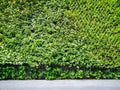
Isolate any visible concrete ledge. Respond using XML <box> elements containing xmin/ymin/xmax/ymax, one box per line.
<box><xmin>0</xmin><ymin>80</ymin><xmax>120</xmax><ymax>90</ymax></box>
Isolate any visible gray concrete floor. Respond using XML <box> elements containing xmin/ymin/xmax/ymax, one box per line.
<box><xmin>0</xmin><ymin>80</ymin><xmax>120</xmax><ymax>90</ymax></box>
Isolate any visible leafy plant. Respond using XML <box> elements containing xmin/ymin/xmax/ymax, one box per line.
<box><xmin>0</xmin><ymin>0</ymin><xmax>120</xmax><ymax>80</ymax></box>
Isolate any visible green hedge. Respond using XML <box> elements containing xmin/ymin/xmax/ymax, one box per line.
<box><xmin>0</xmin><ymin>0</ymin><xmax>120</xmax><ymax>79</ymax></box>
<box><xmin>0</xmin><ymin>64</ymin><xmax>120</xmax><ymax>80</ymax></box>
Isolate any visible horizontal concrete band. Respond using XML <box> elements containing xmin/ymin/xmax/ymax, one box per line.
<box><xmin>0</xmin><ymin>80</ymin><xmax>120</xmax><ymax>90</ymax></box>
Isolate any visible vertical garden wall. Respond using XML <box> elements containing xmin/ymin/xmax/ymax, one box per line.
<box><xmin>0</xmin><ymin>0</ymin><xmax>120</xmax><ymax>79</ymax></box>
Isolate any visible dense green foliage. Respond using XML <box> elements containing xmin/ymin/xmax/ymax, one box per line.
<box><xmin>0</xmin><ymin>0</ymin><xmax>120</xmax><ymax>79</ymax></box>
<box><xmin>0</xmin><ymin>64</ymin><xmax>120</xmax><ymax>80</ymax></box>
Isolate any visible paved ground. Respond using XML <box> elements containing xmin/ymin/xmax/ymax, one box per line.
<box><xmin>0</xmin><ymin>80</ymin><xmax>120</xmax><ymax>90</ymax></box>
